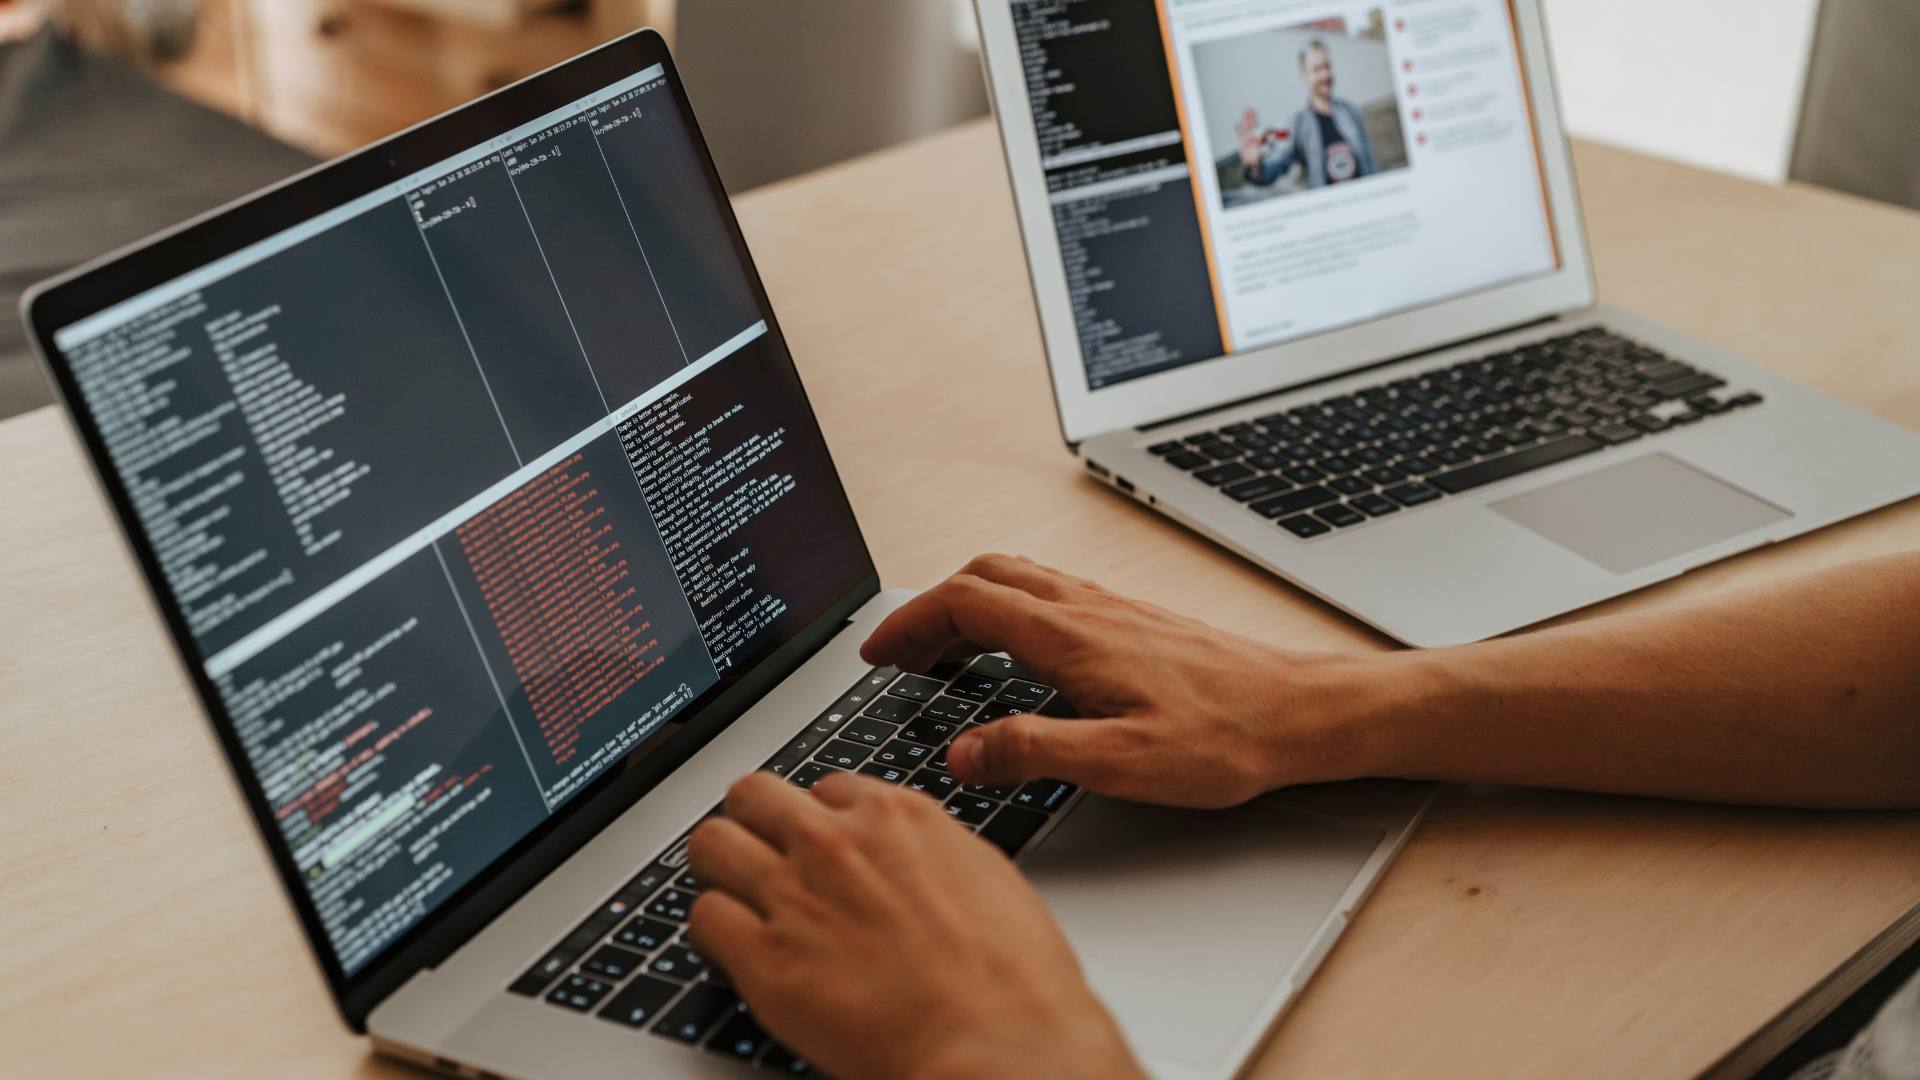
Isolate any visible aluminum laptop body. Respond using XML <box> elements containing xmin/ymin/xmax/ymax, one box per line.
<box><xmin>23</xmin><ymin>31</ymin><xmax>1430</xmax><ymax>1080</ymax></box>
<box><xmin>974</xmin><ymin>0</ymin><xmax>1920</xmax><ymax>647</ymax></box>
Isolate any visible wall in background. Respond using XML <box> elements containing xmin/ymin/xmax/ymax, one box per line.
<box><xmin>1540</xmin><ymin>0</ymin><xmax>1822</xmax><ymax>184</ymax></box>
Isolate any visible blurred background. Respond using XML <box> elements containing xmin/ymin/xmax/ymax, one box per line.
<box><xmin>0</xmin><ymin>0</ymin><xmax>1916</xmax><ymax>420</ymax></box>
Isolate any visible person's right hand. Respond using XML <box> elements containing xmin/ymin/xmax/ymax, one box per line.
<box><xmin>859</xmin><ymin>555</ymin><xmax>1398</xmax><ymax>808</ymax></box>
<box><xmin>687</xmin><ymin>771</ymin><xmax>1144</xmax><ymax>1080</ymax></box>
<box><xmin>1236</xmin><ymin>106</ymin><xmax>1265</xmax><ymax>168</ymax></box>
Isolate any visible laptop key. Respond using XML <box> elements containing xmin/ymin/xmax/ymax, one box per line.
<box><xmin>921</xmin><ymin>696</ymin><xmax>980</xmax><ymax>723</ymax></box>
<box><xmin>898</xmin><ymin>718</ymin><xmax>959</xmax><ymax>746</ymax></box>
<box><xmin>839</xmin><ymin>716</ymin><xmax>897</xmax><ymax>746</ymax></box>
<box><xmin>705</xmin><ymin>1003</ymin><xmax>771</xmax><ymax>1060</ymax></box>
<box><xmin>872</xmin><ymin>738</ymin><xmax>933</xmax><ymax>768</ymax></box>
<box><xmin>582</xmin><ymin>945</ymin><xmax>648</xmax><ymax>981</ymax></box>
<box><xmin>1315</xmin><ymin>504</ymin><xmax>1366</xmax><ymax>529</ymax></box>
<box><xmin>546</xmin><ymin>974</ymin><xmax>614</xmax><ymax>1012</ymax></box>
<box><xmin>945</xmin><ymin>794</ymin><xmax>999</xmax><ymax>826</ymax></box>
<box><xmin>1277</xmin><ymin>515</ymin><xmax>1333</xmax><ymax>539</ymax></box>
<box><xmin>861</xmin><ymin>696</ymin><xmax>917</xmax><ymax>723</ymax></box>
<box><xmin>942</xmin><ymin>674</ymin><xmax>1002</xmax><ymax>701</ymax></box>
<box><xmin>1383</xmin><ymin>483</ymin><xmax>1443</xmax><ymax>507</ymax></box>
<box><xmin>996</xmin><ymin>680</ymin><xmax>1051</xmax><ymax>709</ymax></box>
<box><xmin>1427</xmin><ymin>434</ymin><xmax>1602</xmax><ymax>494</ymax></box>
<box><xmin>647</xmin><ymin>889</ymin><xmax>698</xmax><ymax>922</ymax></box>
<box><xmin>788</xmin><ymin>762</ymin><xmax>840</xmax><ymax>791</ymax></box>
<box><xmin>926</xmin><ymin>738</ymin><xmax>955</xmax><ymax>772</ymax></box>
<box><xmin>1350</xmin><ymin>493</ymin><xmax>1400</xmax><ymax>518</ymax></box>
<box><xmin>813</xmin><ymin>739</ymin><xmax>872</xmax><ymax>770</ymax></box>
<box><xmin>979</xmin><ymin>805</ymin><xmax>1049</xmax><ymax>857</ymax></box>
<box><xmin>1638</xmin><ymin>360</ymin><xmax>1694</xmax><ymax>383</ymax></box>
<box><xmin>1011</xmin><ymin>779</ymin><xmax>1078</xmax><ymax>813</ymax></box>
<box><xmin>597</xmin><ymin>975</ymin><xmax>681</xmax><ymax>1028</ymax></box>
<box><xmin>649</xmin><ymin>943</ymin><xmax>710</xmax><ymax>982</ymax></box>
<box><xmin>975</xmin><ymin>701</ymin><xmax>1025</xmax><ymax>722</ymax></box>
<box><xmin>1652</xmin><ymin>372</ymin><xmax>1726</xmax><ymax>400</ymax></box>
<box><xmin>1251</xmin><ymin>486</ymin><xmax>1338</xmax><ymax>518</ymax></box>
<box><xmin>887</xmin><ymin>674</ymin><xmax>944</xmax><ymax>701</ymax></box>
<box><xmin>1148</xmin><ymin>441</ymin><xmax>1183</xmax><ymax>455</ymax></box>
<box><xmin>1194</xmin><ymin>461</ymin><xmax>1256</xmax><ymax>486</ymax></box>
<box><xmin>859</xmin><ymin>763</ymin><xmax>911</xmax><ymax>784</ymax></box>
<box><xmin>906</xmin><ymin>770</ymin><xmax>959</xmax><ymax>799</ymax></box>
<box><xmin>1330</xmin><ymin>475</ymin><xmax>1371</xmax><ymax>496</ymax></box>
<box><xmin>1164</xmin><ymin>450</ymin><xmax>1210</xmax><ymax>471</ymax></box>
<box><xmin>1590</xmin><ymin>423</ymin><xmax>1641</xmax><ymax>445</ymax></box>
<box><xmin>1221</xmin><ymin>475</ymin><xmax>1292</xmax><ymax>503</ymax></box>
<box><xmin>614</xmin><ymin>916</ymin><xmax>678</xmax><ymax>952</ymax></box>
<box><xmin>654</xmin><ymin>984</ymin><xmax>738</xmax><ymax>1043</ymax></box>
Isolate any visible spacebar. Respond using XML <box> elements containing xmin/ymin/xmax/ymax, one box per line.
<box><xmin>1429</xmin><ymin>434</ymin><xmax>1604</xmax><ymax>494</ymax></box>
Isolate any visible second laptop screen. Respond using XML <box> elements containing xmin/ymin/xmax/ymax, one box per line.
<box><xmin>1010</xmin><ymin>0</ymin><xmax>1561</xmax><ymax>390</ymax></box>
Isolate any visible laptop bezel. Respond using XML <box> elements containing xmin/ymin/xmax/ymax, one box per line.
<box><xmin>21</xmin><ymin>29</ymin><xmax>880</xmax><ymax>1031</ymax></box>
<box><xmin>973</xmin><ymin>0</ymin><xmax>1597</xmax><ymax>446</ymax></box>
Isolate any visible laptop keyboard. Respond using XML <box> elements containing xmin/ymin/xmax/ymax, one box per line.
<box><xmin>505</xmin><ymin>659</ymin><xmax>1081</xmax><ymax>1073</ymax></box>
<box><xmin>1147</xmin><ymin>328</ymin><xmax>1765</xmax><ymax>539</ymax></box>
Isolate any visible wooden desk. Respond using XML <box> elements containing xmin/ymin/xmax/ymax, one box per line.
<box><xmin>3</xmin><ymin>121</ymin><xmax>1918</xmax><ymax>1078</ymax></box>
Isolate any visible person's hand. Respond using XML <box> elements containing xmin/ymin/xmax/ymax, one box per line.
<box><xmin>686</xmin><ymin>771</ymin><xmax>1145</xmax><ymax>1080</ymax></box>
<box><xmin>1237</xmin><ymin>106</ymin><xmax>1264</xmax><ymax>168</ymax></box>
<box><xmin>860</xmin><ymin>555</ymin><xmax>1396</xmax><ymax>808</ymax></box>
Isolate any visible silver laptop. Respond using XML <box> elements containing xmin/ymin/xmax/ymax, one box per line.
<box><xmin>974</xmin><ymin>0</ymin><xmax>1920</xmax><ymax>647</ymax></box>
<box><xmin>22</xmin><ymin>31</ymin><xmax>1431</xmax><ymax>1080</ymax></box>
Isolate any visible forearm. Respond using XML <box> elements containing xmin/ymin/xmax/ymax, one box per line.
<box><xmin>1350</xmin><ymin>553</ymin><xmax>1920</xmax><ymax>808</ymax></box>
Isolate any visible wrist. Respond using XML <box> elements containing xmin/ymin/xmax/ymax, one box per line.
<box><xmin>1269</xmin><ymin>648</ymin><xmax>1461</xmax><ymax>786</ymax></box>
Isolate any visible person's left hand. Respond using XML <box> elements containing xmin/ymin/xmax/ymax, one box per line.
<box><xmin>686</xmin><ymin>771</ymin><xmax>1145</xmax><ymax>1080</ymax></box>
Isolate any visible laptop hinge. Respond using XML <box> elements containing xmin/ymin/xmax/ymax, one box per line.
<box><xmin>1136</xmin><ymin>314</ymin><xmax>1564</xmax><ymax>434</ymax></box>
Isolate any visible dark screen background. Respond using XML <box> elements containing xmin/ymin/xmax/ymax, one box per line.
<box><xmin>57</xmin><ymin>67</ymin><xmax>870</xmax><ymax>976</ymax></box>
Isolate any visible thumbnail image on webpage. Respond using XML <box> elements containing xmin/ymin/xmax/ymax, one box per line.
<box><xmin>1200</xmin><ymin>11</ymin><xmax>1411</xmax><ymax>211</ymax></box>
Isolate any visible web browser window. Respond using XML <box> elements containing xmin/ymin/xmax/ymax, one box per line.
<box><xmin>1010</xmin><ymin>0</ymin><xmax>1561</xmax><ymax>390</ymax></box>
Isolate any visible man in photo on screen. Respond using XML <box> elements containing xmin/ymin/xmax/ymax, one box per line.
<box><xmin>1236</xmin><ymin>37</ymin><xmax>1379</xmax><ymax>188</ymax></box>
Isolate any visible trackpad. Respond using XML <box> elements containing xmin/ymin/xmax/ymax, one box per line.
<box><xmin>1491</xmin><ymin>453</ymin><xmax>1790</xmax><ymax>574</ymax></box>
<box><xmin>1022</xmin><ymin>796</ymin><xmax>1381</xmax><ymax>1071</ymax></box>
